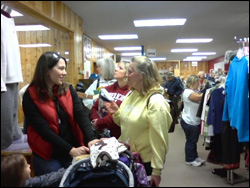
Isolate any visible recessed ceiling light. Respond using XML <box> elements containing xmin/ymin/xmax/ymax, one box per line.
<box><xmin>121</xmin><ymin>52</ymin><xmax>142</xmax><ymax>56</ymax></box>
<box><xmin>15</xmin><ymin>25</ymin><xmax>50</xmax><ymax>31</ymax></box>
<box><xmin>114</xmin><ymin>46</ymin><xmax>142</xmax><ymax>51</ymax></box>
<box><xmin>192</xmin><ymin>52</ymin><xmax>216</xmax><ymax>55</ymax></box>
<box><xmin>19</xmin><ymin>43</ymin><xmax>51</xmax><ymax>48</ymax></box>
<box><xmin>98</xmin><ymin>34</ymin><xmax>138</xmax><ymax>40</ymax></box>
<box><xmin>134</xmin><ymin>18</ymin><xmax>186</xmax><ymax>27</ymax></box>
<box><xmin>176</xmin><ymin>38</ymin><xmax>213</xmax><ymax>43</ymax></box>
<box><xmin>171</xmin><ymin>49</ymin><xmax>198</xmax><ymax>52</ymax></box>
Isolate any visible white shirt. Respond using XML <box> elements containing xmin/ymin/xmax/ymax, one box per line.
<box><xmin>82</xmin><ymin>78</ymin><xmax>116</xmax><ymax>110</ymax></box>
<box><xmin>1</xmin><ymin>15</ymin><xmax>23</xmax><ymax>92</ymax></box>
<box><xmin>182</xmin><ymin>89</ymin><xmax>201</xmax><ymax>125</ymax></box>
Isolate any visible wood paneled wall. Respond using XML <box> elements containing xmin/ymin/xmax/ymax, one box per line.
<box><xmin>179</xmin><ymin>61</ymin><xmax>208</xmax><ymax>78</ymax></box>
<box><xmin>2</xmin><ymin>1</ymin><xmax>84</xmax><ymax>124</ymax></box>
<box><xmin>155</xmin><ymin>60</ymin><xmax>208</xmax><ymax>78</ymax></box>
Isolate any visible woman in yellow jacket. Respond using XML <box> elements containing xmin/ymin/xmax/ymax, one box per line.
<box><xmin>105</xmin><ymin>56</ymin><xmax>172</xmax><ymax>187</ymax></box>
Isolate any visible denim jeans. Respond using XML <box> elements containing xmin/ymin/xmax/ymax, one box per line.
<box><xmin>33</xmin><ymin>153</ymin><xmax>72</xmax><ymax>176</ymax></box>
<box><xmin>180</xmin><ymin>118</ymin><xmax>201</xmax><ymax>162</ymax></box>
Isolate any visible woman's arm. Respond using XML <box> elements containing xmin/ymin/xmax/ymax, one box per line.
<box><xmin>70</xmin><ymin>86</ymin><xmax>98</xmax><ymax>144</ymax></box>
<box><xmin>188</xmin><ymin>92</ymin><xmax>203</xmax><ymax>102</ymax></box>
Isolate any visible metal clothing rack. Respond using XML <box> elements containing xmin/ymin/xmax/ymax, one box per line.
<box><xmin>226</xmin><ymin>169</ymin><xmax>249</xmax><ymax>185</ymax></box>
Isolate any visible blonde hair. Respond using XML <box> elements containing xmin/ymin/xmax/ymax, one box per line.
<box><xmin>185</xmin><ymin>75</ymin><xmax>200</xmax><ymax>90</ymax></box>
<box><xmin>131</xmin><ymin>56</ymin><xmax>162</xmax><ymax>96</ymax></box>
<box><xmin>120</xmin><ymin>60</ymin><xmax>130</xmax><ymax>83</ymax></box>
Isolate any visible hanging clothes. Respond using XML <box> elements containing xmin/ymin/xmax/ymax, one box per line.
<box><xmin>222</xmin><ymin>55</ymin><xmax>249</xmax><ymax>143</ymax></box>
<box><xmin>1</xmin><ymin>7</ymin><xmax>23</xmax><ymax>149</ymax></box>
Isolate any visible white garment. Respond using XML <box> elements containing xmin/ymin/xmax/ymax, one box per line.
<box><xmin>19</xmin><ymin>84</ymin><xmax>29</xmax><ymax>106</ymax></box>
<box><xmin>82</xmin><ymin>78</ymin><xmax>116</xmax><ymax>110</ymax></box>
<box><xmin>182</xmin><ymin>89</ymin><xmax>201</xmax><ymax>125</ymax></box>
<box><xmin>90</xmin><ymin>137</ymin><xmax>127</xmax><ymax>168</ymax></box>
<box><xmin>1</xmin><ymin>15</ymin><xmax>23</xmax><ymax>92</ymax></box>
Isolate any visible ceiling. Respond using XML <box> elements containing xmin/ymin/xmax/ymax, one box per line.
<box><xmin>62</xmin><ymin>1</ymin><xmax>249</xmax><ymax>61</ymax></box>
<box><xmin>13</xmin><ymin>1</ymin><xmax>249</xmax><ymax>61</ymax></box>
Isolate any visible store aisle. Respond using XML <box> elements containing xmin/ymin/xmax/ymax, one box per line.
<box><xmin>160</xmin><ymin>122</ymin><xmax>249</xmax><ymax>187</ymax></box>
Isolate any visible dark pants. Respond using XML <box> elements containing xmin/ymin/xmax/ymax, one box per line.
<box><xmin>180</xmin><ymin>118</ymin><xmax>200</xmax><ymax>162</ymax></box>
<box><xmin>169</xmin><ymin>95</ymin><xmax>180</xmax><ymax>117</ymax></box>
<box><xmin>33</xmin><ymin>153</ymin><xmax>72</xmax><ymax>176</ymax></box>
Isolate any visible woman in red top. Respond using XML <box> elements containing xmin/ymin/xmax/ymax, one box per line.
<box><xmin>90</xmin><ymin>61</ymin><xmax>130</xmax><ymax>138</ymax></box>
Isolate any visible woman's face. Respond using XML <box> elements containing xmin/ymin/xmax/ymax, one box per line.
<box><xmin>114</xmin><ymin>62</ymin><xmax>126</xmax><ymax>80</ymax></box>
<box><xmin>47</xmin><ymin>58</ymin><xmax>67</xmax><ymax>86</ymax></box>
<box><xmin>96</xmin><ymin>64</ymin><xmax>102</xmax><ymax>75</ymax></box>
<box><xmin>126</xmin><ymin>62</ymin><xmax>142</xmax><ymax>90</ymax></box>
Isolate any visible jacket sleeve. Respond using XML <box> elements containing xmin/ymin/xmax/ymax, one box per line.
<box><xmin>176</xmin><ymin>81</ymin><xmax>184</xmax><ymax>96</ymax></box>
<box><xmin>90</xmin><ymin>98</ymin><xmax>100</xmax><ymax>120</ymax></box>
<box><xmin>23</xmin><ymin>168</ymin><xmax>65</xmax><ymax>187</ymax></box>
<box><xmin>147</xmin><ymin>94</ymin><xmax>172</xmax><ymax>176</ymax></box>
<box><xmin>70</xmin><ymin>86</ymin><xmax>97</xmax><ymax>144</ymax></box>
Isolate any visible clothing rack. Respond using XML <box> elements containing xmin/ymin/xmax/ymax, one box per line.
<box><xmin>1</xmin><ymin>4</ymin><xmax>12</xmax><ymax>14</ymax></box>
<box><xmin>224</xmin><ymin>36</ymin><xmax>249</xmax><ymax>185</ymax></box>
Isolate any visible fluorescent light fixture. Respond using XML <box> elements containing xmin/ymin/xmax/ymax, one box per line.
<box><xmin>134</xmin><ymin>18</ymin><xmax>186</xmax><ymax>27</ymax></box>
<box><xmin>186</xmin><ymin>56</ymin><xmax>207</xmax><ymax>59</ymax></box>
<box><xmin>98</xmin><ymin>34</ymin><xmax>138</xmax><ymax>40</ymax></box>
<box><xmin>64</xmin><ymin>51</ymin><xmax>70</xmax><ymax>55</ymax></box>
<box><xmin>192</xmin><ymin>52</ymin><xmax>216</xmax><ymax>55</ymax></box>
<box><xmin>114</xmin><ymin>46</ymin><xmax>142</xmax><ymax>51</ymax></box>
<box><xmin>176</xmin><ymin>38</ymin><xmax>213</xmax><ymax>43</ymax></box>
<box><xmin>121</xmin><ymin>52</ymin><xmax>142</xmax><ymax>56</ymax></box>
<box><xmin>19</xmin><ymin>43</ymin><xmax>51</xmax><ymax>48</ymax></box>
<box><xmin>15</xmin><ymin>25</ymin><xmax>50</xmax><ymax>31</ymax></box>
<box><xmin>150</xmin><ymin>57</ymin><xmax>167</xmax><ymax>61</ymax></box>
<box><xmin>66</xmin><ymin>59</ymin><xmax>69</xmax><ymax>62</ymax></box>
<box><xmin>183</xmin><ymin>58</ymin><xmax>202</xmax><ymax>61</ymax></box>
<box><xmin>10</xmin><ymin>10</ymin><xmax>23</xmax><ymax>17</ymax></box>
<box><xmin>171</xmin><ymin>49</ymin><xmax>198</xmax><ymax>53</ymax></box>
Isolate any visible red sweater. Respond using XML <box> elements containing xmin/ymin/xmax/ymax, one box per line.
<box><xmin>90</xmin><ymin>81</ymin><xmax>130</xmax><ymax>138</ymax></box>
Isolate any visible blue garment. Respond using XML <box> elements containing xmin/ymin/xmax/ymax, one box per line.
<box><xmin>206</xmin><ymin>87</ymin><xmax>225</xmax><ymax>134</ymax></box>
<box><xmin>222</xmin><ymin>56</ymin><xmax>249</xmax><ymax>142</ymax></box>
<box><xmin>165</xmin><ymin>78</ymin><xmax>184</xmax><ymax>96</ymax></box>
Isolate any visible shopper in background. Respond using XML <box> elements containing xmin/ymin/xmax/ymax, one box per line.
<box><xmin>198</xmin><ymin>71</ymin><xmax>208</xmax><ymax>92</ymax></box>
<box><xmin>22</xmin><ymin>51</ymin><xmax>99</xmax><ymax>176</ymax></box>
<box><xmin>82</xmin><ymin>57</ymin><xmax>116</xmax><ymax>110</ymax></box>
<box><xmin>105</xmin><ymin>56</ymin><xmax>172</xmax><ymax>187</ymax></box>
<box><xmin>164</xmin><ymin>72</ymin><xmax>184</xmax><ymax>120</ymax></box>
<box><xmin>181</xmin><ymin>75</ymin><xmax>205</xmax><ymax>167</ymax></box>
<box><xmin>90</xmin><ymin>61</ymin><xmax>130</xmax><ymax>139</ymax></box>
<box><xmin>1</xmin><ymin>154</ymin><xmax>65</xmax><ymax>187</ymax></box>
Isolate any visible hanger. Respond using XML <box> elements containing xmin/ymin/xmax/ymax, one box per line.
<box><xmin>1</xmin><ymin>4</ymin><xmax>12</xmax><ymax>18</ymax></box>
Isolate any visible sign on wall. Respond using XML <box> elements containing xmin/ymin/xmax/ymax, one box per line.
<box><xmin>84</xmin><ymin>35</ymin><xmax>92</xmax><ymax>60</ymax></box>
<box><xmin>147</xmin><ymin>49</ymin><xmax>156</xmax><ymax>57</ymax></box>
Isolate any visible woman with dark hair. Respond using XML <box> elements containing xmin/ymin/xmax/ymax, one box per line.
<box><xmin>22</xmin><ymin>51</ymin><xmax>99</xmax><ymax>176</ymax></box>
<box><xmin>1</xmin><ymin>154</ymin><xmax>65</xmax><ymax>187</ymax></box>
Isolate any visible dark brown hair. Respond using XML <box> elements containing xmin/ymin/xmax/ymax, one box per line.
<box><xmin>29</xmin><ymin>51</ymin><xmax>69</xmax><ymax>102</ymax></box>
<box><xmin>1</xmin><ymin>154</ymin><xmax>27</xmax><ymax>187</ymax></box>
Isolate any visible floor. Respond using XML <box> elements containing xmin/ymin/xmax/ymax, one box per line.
<box><xmin>160</xmin><ymin>122</ymin><xmax>249</xmax><ymax>187</ymax></box>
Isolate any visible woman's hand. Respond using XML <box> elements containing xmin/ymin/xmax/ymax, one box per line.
<box><xmin>91</xmin><ymin>119</ymin><xmax>98</xmax><ymax>128</ymax></box>
<box><xmin>150</xmin><ymin>175</ymin><xmax>161</xmax><ymax>187</ymax></box>
<box><xmin>69</xmin><ymin>146</ymin><xmax>90</xmax><ymax>157</ymax></box>
<box><xmin>104</xmin><ymin>101</ymin><xmax>119</xmax><ymax>114</ymax></box>
<box><xmin>88</xmin><ymin>139</ymin><xmax>99</xmax><ymax>148</ymax></box>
